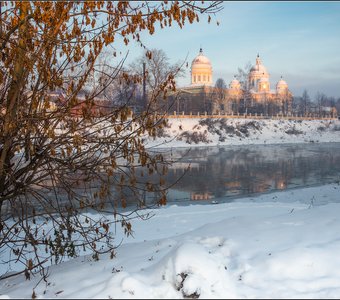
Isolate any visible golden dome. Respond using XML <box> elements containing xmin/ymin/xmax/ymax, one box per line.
<box><xmin>248</xmin><ymin>54</ymin><xmax>270</xmax><ymax>91</ymax></box>
<box><xmin>229</xmin><ymin>76</ymin><xmax>241</xmax><ymax>89</ymax></box>
<box><xmin>276</xmin><ymin>76</ymin><xmax>288</xmax><ymax>93</ymax></box>
<box><xmin>249</xmin><ymin>54</ymin><xmax>269</xmax><ymax>77</ymax></box>
<box><xmin>276</xmin><ymin>77</ymin><xmax>288</xmax><ymax>87</ymax></box>
<box><xmin>191</xmin><ymin>48</ymin><xmax>213</xmax><ymax>86</ymax></box>
<box><xmin>192</xmin><ymin>50</ymin><xmax>212</xmax><ymax>65</ymax></box>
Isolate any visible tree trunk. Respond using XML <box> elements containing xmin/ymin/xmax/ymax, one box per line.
<box><xmin>0</xmin><ymin>3</ymin><xmax>29</xmax><ymax>205</ymax></box>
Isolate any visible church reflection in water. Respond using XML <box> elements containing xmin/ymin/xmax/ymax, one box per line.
<box><xmin>158</xmin><ymin>143</ymin><xmax>340</xmax><ymax>204</ymax></box>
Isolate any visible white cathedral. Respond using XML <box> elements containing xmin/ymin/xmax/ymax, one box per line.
<box><xmin>190</xmin><ymin>48</ymin><xmax>290</xmax><ymax>99</ymax></box>
<box><xmin>163</xmin><ymin>48</ymin><xmax>293</xmax><ymax>115</ymax></box>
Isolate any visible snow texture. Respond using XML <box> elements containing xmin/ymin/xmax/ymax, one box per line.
<box><xmin>1</xmin><ymin>118</ymin><xmax>340</xmax><ymax>299</ymax></box>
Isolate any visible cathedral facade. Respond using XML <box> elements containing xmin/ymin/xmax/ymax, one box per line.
<box><xmin>165</xmin><ymin>48</ymin><xmax>293</xmax><ymax>116</ymax></box>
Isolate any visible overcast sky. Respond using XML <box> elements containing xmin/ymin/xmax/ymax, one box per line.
<box><xmin>117</xmin><ymin>1</ymin><xmax>340</xmax><ymax>99</ymax></box>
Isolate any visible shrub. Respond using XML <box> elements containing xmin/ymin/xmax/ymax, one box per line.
<box><xmin>178</xmin><ymin>131</ymin><xmax>211</xmax><ymax>144</ymax></box>
<box><xmin>285</xmin><ymin>126</ymin><xmax>303</xmax><ymax>135</ymax></box>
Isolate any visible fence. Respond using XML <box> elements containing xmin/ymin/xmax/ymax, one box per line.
<box><xmin>163</xmin><ymin>111</ymin><xmax>338</xmax><ymax>121</ymax></box>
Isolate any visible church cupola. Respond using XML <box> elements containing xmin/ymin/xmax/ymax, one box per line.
<box><xmin>248</xmin><ymin>54</ymin><xmax>270</xmax><ymax>91</ymax></box>
<box><xmin>191</xmin><ymin>47</ymin><xmax>213</xmax><ymax>86</ymax></box>
<box><xmin>276</xmin><ymin>76</ymin><xmax>289</xmax><ymax>94</ymax></box>
<box><xmin>229</xmin><ymin>75</ymin><xmax>241</xmax><ymax>90</ymax></box>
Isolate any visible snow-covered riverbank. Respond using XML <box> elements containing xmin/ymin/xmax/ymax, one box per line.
<box><xmin>2</xmin><ymin>183</ymin><xmax>340</xmax><ymax>299</ymax></box>
<box><xmin>146</xmin><ymin>117</ymin><xmax>340</xmax><ymax>148</ymax></box>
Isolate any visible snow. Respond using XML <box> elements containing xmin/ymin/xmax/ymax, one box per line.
<box><xmin>145</xmin><ymin>117</ymin><xmax>340</xmax><ymax>148</ymax></box>
<box><xmin>2</xmin><ymin>184</ymin><xmax>340</xmax><ymax>298</ymax></box>
<box><xmin>1</xmin><ymin>118</ymin><xmax>340</xmax><ymax>299</ymax></box>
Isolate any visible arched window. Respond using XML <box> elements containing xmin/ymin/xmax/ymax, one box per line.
<box><xmin>208</xmin><ymin>76</ymin><xmax>210</xmax><ymax>82</ymax></box>
<box><xmin>198</xmin><ymin>75</ymin><xmax>201</xmax><ymax>82</ymax></box>
<box><xmin>203</xmin><ymin>75</ymin><xmax>206</xmax><ymax>81</ymax></box>
<box><xmin>194</xmin><ymin>75</ymin><xmax>196</xmax><ymax>83</ymax></box>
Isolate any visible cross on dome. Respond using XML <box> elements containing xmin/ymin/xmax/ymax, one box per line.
<box><xmin>256</xmin><ymin>54</ymin><xmax>262</xmax><ymax>66</ymax></box>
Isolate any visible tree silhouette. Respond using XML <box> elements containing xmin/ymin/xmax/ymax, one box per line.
<box><xmin>0</xmin><ymin>1</ymin><xmax>223</xmax><ymax>280</ymax></box>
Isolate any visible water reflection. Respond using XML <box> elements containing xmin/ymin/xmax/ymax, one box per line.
<box><xmin>159</xmin><ymin>143</ymin><xmax>340</xmax><ymax>204</ymax></box>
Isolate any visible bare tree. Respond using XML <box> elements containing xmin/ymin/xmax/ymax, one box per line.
<box><xmin>129</xmin><ymin>48</ymin><xmax>186</xmax><ymax>113</ymax></box>
<box><xmin>315</xmin><ymin>92</ymin><xmax>327</xmax><ymax>116</ymax></box>
<box><xmin>235</xmin><ymin>61</ymin><xmax>252</xmax><ymax>90</ymax></box>
<box><xmin>301</xmin><ymin>89</ymin><xmax>311</xmax><ymax>116</ymax></box>
<box><xmin>215</xmin><ymin>78</ymin><xmax>227</xmax><ymax>90</ymax></box>
<box><xmin>235</xmin><ymin>62</ymin><xmax>252</xmax><ymax>114</ymax></box>
<box><xmin>131</xmin><ymin>49</ymin><xmax>185</xmax><ymax>90</ymax></box>
<box><xmin>0</xmin><ymin>1</ymin><xmax>223</xmax><ymax>280</ymax></box>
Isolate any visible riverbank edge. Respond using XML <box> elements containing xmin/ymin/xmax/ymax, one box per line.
<box><xmin>145</xmin><ymin>117</ymin><xmax>340</xmax><ymax>149</ymax></box>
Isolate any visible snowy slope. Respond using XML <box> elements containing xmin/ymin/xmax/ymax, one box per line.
<box><xmin>146</xmin><ymin>117</ymin><xmax>340</xmax><ymax>148</ymax></box>
<box><xmin>1</xmin><ymin>184</ymin><xmax>340</xmax><ymax>299</ymax></box>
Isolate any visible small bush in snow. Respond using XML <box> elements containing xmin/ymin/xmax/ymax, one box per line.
<box><xmin>285</xmin><ymin>126</ymin><xmax>303</xmax><ymax>135</ymax></box>
<box><xmin>179</xmin><ymin>131</ymin><xmax>211</xmax><ymax>144</ymax></box>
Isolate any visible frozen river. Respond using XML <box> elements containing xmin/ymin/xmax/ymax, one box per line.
<box><xmin>150</xmin><ymin>142</ymin><xmax>340</xmax><ymax>206</ymax></box>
